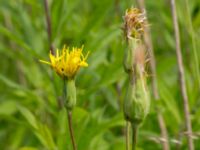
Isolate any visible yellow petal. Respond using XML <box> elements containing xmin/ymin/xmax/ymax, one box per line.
<box><xmin>49</xmin><ymin>53</ymin><xmax>56</xmax><ymax>64</ymax></box>
<box><xmin>39</xmin><ymin>60</ymin><xmax>51</xmax><ymax>65</ymax></box>
<box><xmin>79</xmin><ymin>61</ymin><xmax>88</xmax><ymax>67</ymax></box>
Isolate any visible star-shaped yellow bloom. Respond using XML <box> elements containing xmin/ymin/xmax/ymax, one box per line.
<box><xmin>40</xmin><ymin>45</ymin><xmax>89</xmax><ymax>79</ymax></box>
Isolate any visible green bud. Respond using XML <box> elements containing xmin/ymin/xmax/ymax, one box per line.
<box><xmin>123</xmin><ymin>46</ymin><xmax>133</xmax><ymax>73</ymax></box>
<box><xmin>123</xmin><ymin>38</ymin><xmax>138</xmax><ymax>73</ymax></box>
<box><xmin>65</xmin><ymin>79</ymin><xmax>76</xmax><ymax>110</ymax></box>
<box><xmin>123</xmin><ymin>77</ymin><xmax>150</xmax><ymax>125</ymax></box>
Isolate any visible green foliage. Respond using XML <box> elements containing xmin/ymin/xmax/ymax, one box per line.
<box><xmin>0</xmin><ymin>0</ymin><xmax>200</xmax><ymax>149</ymax></box>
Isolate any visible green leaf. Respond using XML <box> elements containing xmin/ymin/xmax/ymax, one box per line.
<box><xmin>18</xmin><ymin>105</ymin><xmax>38</xmax><ymax>129</ymax></box>
<box><xmin>19</xmin><ymin>147</ymin><xmax>38</xmax><ymax>150</ymax></box>
<box><xmin>0</xmin><ymin>101</ymin><xmax>17</xmax><ymax>116</ymax></box>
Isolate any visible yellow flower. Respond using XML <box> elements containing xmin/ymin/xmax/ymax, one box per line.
<box><xmin>40</xmin><ymin>45</ymin><xmax>89</xmax><ymax>79</ymax></box>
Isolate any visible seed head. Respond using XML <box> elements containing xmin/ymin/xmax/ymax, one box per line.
<box><xmin>124</xmin><ymin>8</ymin><xmax>146</xmax><ymax>39</ymax></box>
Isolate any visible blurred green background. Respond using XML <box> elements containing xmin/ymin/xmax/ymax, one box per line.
<box><xmin>0</xmin><ymin>0</ymin><xmax>200</xmax><ymax>150</ymax></box>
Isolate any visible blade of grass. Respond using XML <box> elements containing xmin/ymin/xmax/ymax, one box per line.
<box><xmin>170</xmin><ymin>0</ymin><xmax>194</xmax><ymax>149</ymax></box>
<box><xmin>184</xmin><ymin>0</ymin><xmax>200</xmax><ymax>89</ymax></box>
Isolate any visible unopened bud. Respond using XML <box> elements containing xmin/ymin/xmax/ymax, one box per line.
<box><xmin>123</xmin><ymin>76</ymin><xmax>150</xmax><ymax>125</ymax></box>
<box><xmin>65</xmin><ymin>79</ymin><xmax>76</xmax><ymax>110</ymax></box>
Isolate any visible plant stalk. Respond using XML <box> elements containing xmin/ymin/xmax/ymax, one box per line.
<box><xmin>67</xmin><ymin>111</ymin><xmax>77</xmax><ymax>150</ymax></box>
<box><xmin>126</xmin><ymin>121</ymin><xmax>131</xmax><ymax>150</ymax></box>
<box><xmin>63</xmin><ymin>80</ymin><xmax>77</xmax><ymax>150</ymax></box>
<box><xmin>43</xmin><ymin>0</ymin><xmax>54</xmax><ymax>54</ymax></box>
<box><xmin>135</xmin><ymin>1</ymin><xmax>170</xmax><ymax>149</ymax></box>
<box><xmin>131</xmin><ymin>124</ymin><xmax>138</xmax><ymax>150</ymax></box>
<box><xmin>170</xmin><ymin>0</ymin><xmax>194</xmax><ymax>149</ymax></box>
<box><xmin>43</xmin><ymin>0</ymin><xmax>64</xmax><ymax>109</ymax></box>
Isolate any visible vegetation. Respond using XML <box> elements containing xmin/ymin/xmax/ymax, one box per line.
<box><xmin>0</xmin><ymin>0</ymin><xmax>200</xmax><ymax>150</ymax></box>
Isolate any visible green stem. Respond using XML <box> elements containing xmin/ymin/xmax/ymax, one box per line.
<box><xmin>126</xmin><ymin>121</ymin><xmax>131</xmax><ymax>150</ymax></box>
<box><xmin>63</xmin><ymin>79</ymin><xmax>67</xmax><ymax>102</ymax></box>
<box><xmin>132</xmin><ymin>124</ymin><xmax>138</xmax><ymax>150</ymax></box>
<box><xmin>63</xmin><ymin>80</ymin><xmax>77</xmax><ymax>150</ymax></box>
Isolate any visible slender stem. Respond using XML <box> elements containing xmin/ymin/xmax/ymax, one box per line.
<box><xmin>126</xmin><ymin>121</ymin><xmax>131</xmax><ymax>150</ymax></box>
<box><xmin>157</xmin><ymin>113</ymin><xmax>169</xmax><ymax>150</ymax></box>
<box><xmin>67</xmin><ymin>111</ymin><xmax>77</xmax><ymax>150</ymax></box>
<box><xmin>135</xmin><ymin>1</ymin><xmax>170</xmax><ymax>149</ymax></box>
<box><xmin>63</xmin><ymin>80</ymin><xmax>77</xmax><ymax>150</ymax></box>
<box><xmin>170</xmin><ymin>0</ymin><xmax>194</xmax><ymax>150</ymax></box>
<box><xmin>43</xmin><ymin>0</ymin><xmax>54</xmax><ymax>54</ymax></box>
<box><xmin>131</xmin><ymin>124</ymin><xmax>138</xmax><ymax>150</ymax></box>
<box><xmin>43</xmin><ymin>0</ymin><xmax>64</xmax><ymax>109</ymax></box>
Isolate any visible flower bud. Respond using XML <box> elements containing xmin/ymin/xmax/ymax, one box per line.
<box><xmin>123</xmin><ymin>75</ymin><xmax>150</xmax><ymax>125</ymax></box>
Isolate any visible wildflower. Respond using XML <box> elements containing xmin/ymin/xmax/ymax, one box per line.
<box><xmin>123</xmin><ymin>7</ymin><xmax>150</xmax><ymax>150</ymax></box>
<box><xmin>124</xmin><ymin>8</ymin><xmax>146</xmax><ymax>39</ymax></box>
<box><xmin>40</xmin><ymin>45</ymin><xmax>89</xmax><ymax>79</ymax></box>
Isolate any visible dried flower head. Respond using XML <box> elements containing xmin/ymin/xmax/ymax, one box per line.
<box><xmin>124</xmin><ymin>8</ymin><xmax>146</xmax><ymax>39</ymax></box>
<box><xmin>40</xmin><ymin>45</ymin><xmax>89</xmax><ymax>79</ymax></box>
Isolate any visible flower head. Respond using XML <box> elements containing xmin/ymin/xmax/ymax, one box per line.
<box><xmin>40</xmin><ymin>45</ymin><xmax>89</xmax><ymax>79</ymax></box>
<box><xmin>124</xmin><ymin>8</ymin><xmax>146</xmax><ymax>39</ymax></box>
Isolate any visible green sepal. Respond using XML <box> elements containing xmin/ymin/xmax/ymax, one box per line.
<box><xmin>123</xmin><ymin>38</ymin><xmax>138</xmax><ymax>73</ymax></box>
<box><xmin>64</xmin><ymin>79</ymin><xmax>76</xmax><ymax>110</ymax></box>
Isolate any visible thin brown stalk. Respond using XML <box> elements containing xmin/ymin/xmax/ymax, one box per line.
<box><xmin>157</xmin><ymin>113</ymin><xmax>169</xmax><ymax>150</ymax></box>
<box><xmin>43</xmin><ymin>0</ymin><xmax>64</xmax><ymax>109</ymax></box>
<box><xmin>135</xmin><ymin>0</ymin><xmax>170</xmax><ymax>149</ymax></box>
<box><xmin>67</xmin><ymin>111</ymin><xmax>77</xmax><ymax>150</ymax></box>
<box><xmin>43</xmin><ymin>0</ymin><xmax>54</xmax><ymax>54</ymax></box>
<box><xmin>170</xmin><ymin>0</ymin><xmax>194</xmax><ymax>149</ymax></box>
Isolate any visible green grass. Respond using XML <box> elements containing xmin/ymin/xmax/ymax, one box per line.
<box><xmin>0</xmin><ymin>0</ymin><xmax>200</xmax><ymax>149</ymax></box>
